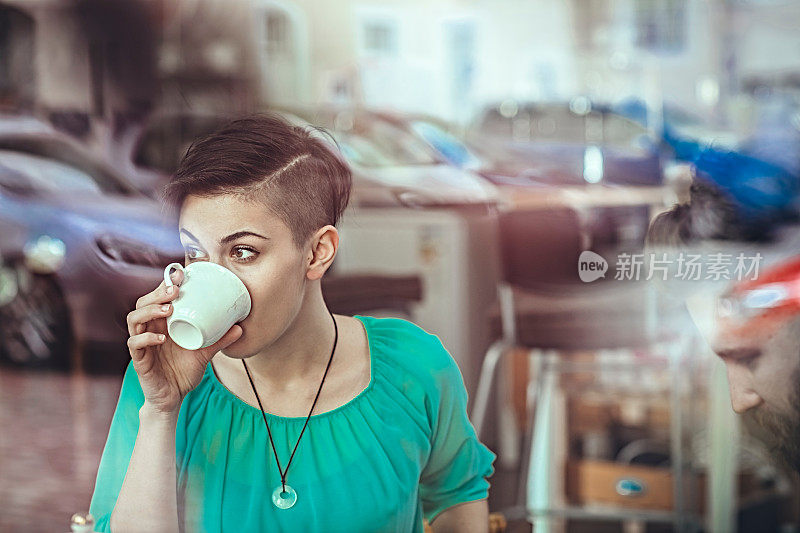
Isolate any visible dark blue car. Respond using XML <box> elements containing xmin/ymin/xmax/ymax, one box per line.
<box><xmin>0</xmin><ymin>117</ymin><xmax>184</xmax><ymax>371</ymax></box>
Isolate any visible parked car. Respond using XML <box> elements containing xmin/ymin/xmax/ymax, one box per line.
<box><xmin>373</xmin><ymin>108</ymin><xmax>661</xmax><ymax>258</ymax></box>
<box><xmin>467</xmin><ymin>99</ymin><xmax>663</xmax><ymax>187</ymax></box>
<box><xmin>107</xmin><ymin>110</ymin><xmax>235</xmax><ymax>196</ymax></box>
<box><xmin>613</xmin><ymin>98</ymin><xmax>749</xmax><ymax>155</ymax></box>
<box><xmin>385</xmin><ymin>113</ymin><xmax>483</xmax><ymax>170</ymax></box>
<box><xmin>274</xmin><ymin>106</ymin><xmax>499</xmax><ymax>208</ymax></box>
<box><xmin>0</xmin><ymin>116</ymin><xmax>184</xmax><ymax>371</ymax></box>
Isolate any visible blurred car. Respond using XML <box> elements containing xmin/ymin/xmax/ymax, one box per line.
<box><xmin>388</xmin><ymin>113</ymin><xmax>484</xmax><ymax>170</ymax></box>
<box><xmin>274</xmin><ymin>106</ymin><xmax>498</xmax><ymax>208</ymax></box>
<box><xmin>107</xmin><ymin>110</ymin><xmax>235</xmax><ymax>196</ymax></box>
<box><xmin>0</xmin><ymin>116</ymin><xmax>184</xmax><ymax>371</ymax></box>
<box><xmin>374</xmin><ymin>108</ymin><xmax>661</xmax><ymax>256</ymax></box>
<box><xmin>467</xmin><ymin>99</ymin><xmax>663</xmax><ymax>187</ymax></box>
<box><xmin>366</xmin><ymin>111</ymin><xmax>548</xmax><ymax>187</ymax></box>
<box><xmin>614</xmin><ymin>98</ymin><xmax>743</xmax><ymax>153</ymax></box>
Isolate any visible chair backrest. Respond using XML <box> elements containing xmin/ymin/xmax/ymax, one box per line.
<box><xmin>321</xmin><ymin>274</ymin><xmax>423</xmax><ymax>316</ymax></box>
<box><xmin>498</xmin><ymin>207</ymin><xmax>585</xmax><ymax>292</ymax></box>
<box><xmin>495</xmin><ymin>206</ymin><xmax>665</xmax><ymax>350</ymax></box>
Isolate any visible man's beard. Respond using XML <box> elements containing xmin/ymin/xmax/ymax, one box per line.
<box><xmin>742</xmin><ymin>367</ymin><xmax>800</xmax><ymax>473</ymax></box>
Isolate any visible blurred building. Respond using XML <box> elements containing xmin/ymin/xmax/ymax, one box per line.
<box><xmin>0</xmin><ymin>0</ymin><xmax>261</xmax><ymax>139</ymax></box>
<box><xmin>2</xmin><ymin>0</ymin><xmax>800</xmax><ymax>130</ymax></box>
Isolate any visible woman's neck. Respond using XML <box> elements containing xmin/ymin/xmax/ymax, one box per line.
<box><xmin>232</xmin><ymin>288</ymin><xmax>337</xmax><ymax>389</ymax></box>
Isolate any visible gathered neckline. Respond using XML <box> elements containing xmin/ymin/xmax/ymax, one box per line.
<box><xmin>204</xmin><ymin>314</ymin><xmax>375</xmax><ymax>422</ymax></box>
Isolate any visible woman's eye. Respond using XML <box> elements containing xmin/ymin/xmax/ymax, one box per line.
<box><xmin>232</xmin><ymin>246</ymin><xmax>257</xmax><ymax>262</ymax></box>
<box><xmin>185</xmin><ymin>247</ymin><xmax>205</xmax><ymax>261</ymax></box>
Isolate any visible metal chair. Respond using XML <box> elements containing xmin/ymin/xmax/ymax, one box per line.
<box><xmin>470</xmin><ymin>207</ymin><xmax>698</xmax><ymax>531</ymax></box>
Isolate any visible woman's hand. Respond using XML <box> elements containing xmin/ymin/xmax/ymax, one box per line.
<box><xmin>126</xmin><ymin>268</ymin><xmax>243</xmax><ymax>415</ymax></box>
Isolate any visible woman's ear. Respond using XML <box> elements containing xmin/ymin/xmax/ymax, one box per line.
<box><xmin>306</xmin><ymin>225</ymin><xmax>339</xmax><ymax>281</ymax></box>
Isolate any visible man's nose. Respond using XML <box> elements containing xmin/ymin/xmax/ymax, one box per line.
<box><xmin>725</xmin><ymin>363</ymin><xmax>763</xmax><ymax>414</ymax></box>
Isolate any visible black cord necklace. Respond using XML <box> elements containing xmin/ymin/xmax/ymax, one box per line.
<box><xmin>242</xmin><ymin>308</ymin><xmax>338</xmax><ymax>510</ymax></box>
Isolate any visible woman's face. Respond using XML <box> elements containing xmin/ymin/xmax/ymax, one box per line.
<box><xmin>177</xmin><ymin>193</ymin><xmax>309</xmax><ymax>357</ymax></box>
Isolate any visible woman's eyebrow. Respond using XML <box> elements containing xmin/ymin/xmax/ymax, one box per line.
<box><xmin>179</xmin><ymin>228</ymin><xmax>270</xmax><ymax>246</ymax></box>
<box><xmin>179</xmin><ymin>228</ymin><xmax>200</xmax><ymax>243</ymax></box>
<box><xmin>219</xmin><ymin>231</ymin><xmax>270</xmax><ymax>245</ymax></box>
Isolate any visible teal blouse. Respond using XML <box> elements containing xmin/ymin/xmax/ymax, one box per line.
<box><xmin>89</xmin><ymin>315</ymin><xmax>496</xmax><ymax>532</ymax></box>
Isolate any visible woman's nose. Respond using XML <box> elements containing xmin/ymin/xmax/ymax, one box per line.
<box><xmin>725</xmin><ymin>363</ymin><xmax>763</xmax><ymax>414</ymax></box>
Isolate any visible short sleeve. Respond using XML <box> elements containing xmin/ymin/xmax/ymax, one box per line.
<box><xmin>418</xmin><ymin>336</ymin><xmax>496</xmax><ymax>524</ymax></box>
<box><xmin>89</xmin><ymin>361</ymin><xmax>146</xmax><ymax>532</ymax></box>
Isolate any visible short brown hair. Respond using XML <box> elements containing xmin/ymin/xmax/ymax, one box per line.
<box><xmin>163</xmin><ymin>113</ymin><xmax>352</xmax><ymax>248</ymax></box>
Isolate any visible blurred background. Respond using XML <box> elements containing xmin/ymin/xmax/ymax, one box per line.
<box><xmin>1</xmin><ymin>0</ymin><xmax>800</xmax><ymax>531</ymax></box>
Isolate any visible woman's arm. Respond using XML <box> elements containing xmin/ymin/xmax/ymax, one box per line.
<box><xmin>416</xmin><ymin>333</ymin><xmax>496</xmax><ymax>531</ymax></box>
<box><xmin>105</xmin><ymin>272</ymin><xmax>242</xmax><ymax>532</ymax></box>
<box><xmin>430</xmin><ymin>499</ymin><xmax>489</xmax><ymax>533</ymax></box>
<box><xmin>109</xmin><ymin>402</ymin><xmax>180</xmax><ymax>533</ymax></box>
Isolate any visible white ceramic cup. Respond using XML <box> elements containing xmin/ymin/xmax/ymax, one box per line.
<box><xmin>163</xmin><ymin>262</ymin><xmax>252</xmax><ymax>350</ymax></box>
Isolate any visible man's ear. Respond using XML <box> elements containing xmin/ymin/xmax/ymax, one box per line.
<box><xmin>306</xmin><ymin>225</ymin><xmax>339</xmax><ymax>281</ymax></box>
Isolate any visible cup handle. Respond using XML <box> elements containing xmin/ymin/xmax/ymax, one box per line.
<box><xmin>164</xmin><ymin>262</ymin><xmax>185</xmax><ymax>287</ymax></box>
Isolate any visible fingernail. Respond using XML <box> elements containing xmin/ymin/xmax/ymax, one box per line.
<box><xmin>158</xmin><ymin>334</ymin><xmax>165</xmax><ymax>341</ymax></box>
<box><xmin>162</xmin><ymin>305</ymin><xmax>170</xmax><ymax>312</ymax></box>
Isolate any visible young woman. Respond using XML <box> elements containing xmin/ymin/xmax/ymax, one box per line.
<box><xmin>89</xmin><ymin>114</ymin><xmax>496</xmax><ymax>532</ymax></box>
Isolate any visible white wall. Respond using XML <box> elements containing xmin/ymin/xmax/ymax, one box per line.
<box><xmin>288</xmin><ymin>0</ymin><xmax>581</xmax><ymax>122</ymax></box>
<box><xmin>734</xmin><ymin>2</ymin><xmax>800</xmax><ymax>78</ymax></box>
<box><xmin>471</xmin><ymin>0</ymin><xmax>578</xmax><ymax>108</ymax></box>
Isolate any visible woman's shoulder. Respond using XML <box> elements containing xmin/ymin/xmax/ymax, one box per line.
<box><xmin>355</xmin><ymin>315</ymin><xmax>459</xmax><ymax>382</ymax></box>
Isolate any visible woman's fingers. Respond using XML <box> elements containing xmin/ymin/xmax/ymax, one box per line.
<box><xmin>135</xmin><ymin>273</ymin><xmax>182</xmax><ymax>310</ymax></box>
<box><xmin>127</xmin><ymin>302</ymin><xmax>174</xmax><ymax>337</ymax></box>
<box><xmin>127</xmin><ymin>331</ymin><xmax>167</xmax><ymax>361</ymax></box>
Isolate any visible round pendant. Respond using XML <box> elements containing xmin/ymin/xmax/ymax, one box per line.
<box><xmin>272</xmin><ymin>484</ymin><xmax>297</xmax><ymax>509</ymax></box>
